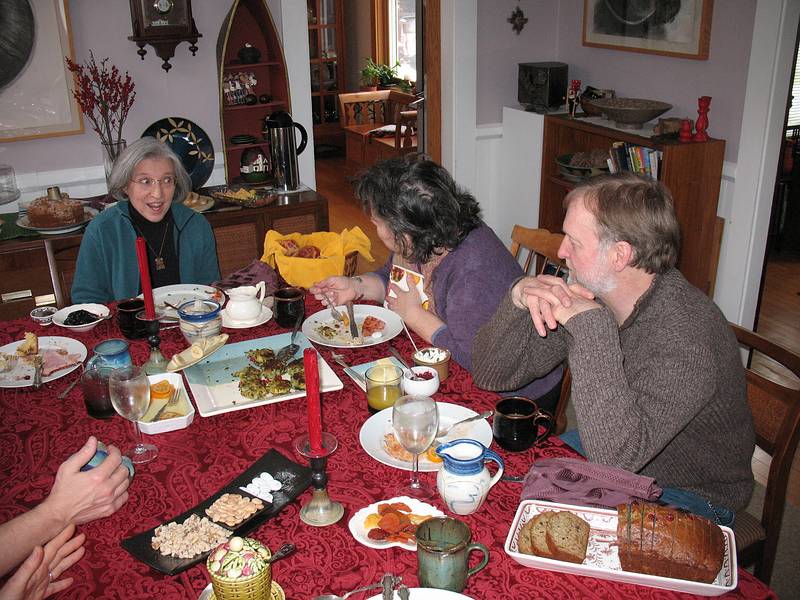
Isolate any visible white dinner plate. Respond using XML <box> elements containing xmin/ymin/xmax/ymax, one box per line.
<box><xmin>0</xmin><ymin>336</ymin><xmax>87</xmax><ymax>388</ymax></box>
<box><xmin>221</xmin><ymin>305</ymin><xmax>272</xmax><ymax>329</ymax></box>
<box><xmin>359</xmin><ymin>402</ymin><xmax>493</xmax><ymax>472</ymax></box>
<box><xmin>367</xmin><ymin>589</ymin><xmax>474</xmax><ymax>600</ymax></box>
<box><xmin>183</xmin><ymin>333</ymin><xmax>343</xmax><ymax>417</ymax></box>
<box><xmin>139</xmin><ymin>284</ymin><xmax>225</xmax><ymax>321</ymax></box>
<box><xmin>16</xmin><ymin>207</ymin><xmax>98</xmax><ymax>235</ymax></box>
<box><xmin>348</xmin><ymin>496</ymin><xmax>445</xmax><ymax>551</ymax></box>
<box><xmin>301</xmin><ymin>304</ymin><xmax>402</xmax><ymax>348</ymax></box>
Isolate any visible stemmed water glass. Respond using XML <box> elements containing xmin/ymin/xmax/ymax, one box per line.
<box><xmin>109</xmin><ymin>365</ymin><xmax>158</xmax><ymax>464</ymax></box>
<box><xmin>392</xmin><ymin>394</ymin><xmax>439</xmax><ymax>499</ymax></box>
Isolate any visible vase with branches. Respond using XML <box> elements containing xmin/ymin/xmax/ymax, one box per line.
<box><xmin>65</xmin><ymin>51</ymin><xmax>136</xmax><ymax>178</ymax></box>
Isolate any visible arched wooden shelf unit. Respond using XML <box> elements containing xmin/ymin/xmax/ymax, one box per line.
<box><xmin>217</xmin><ymin>0</ymin><xmax>291</xmax><ymax>184</ymax></box>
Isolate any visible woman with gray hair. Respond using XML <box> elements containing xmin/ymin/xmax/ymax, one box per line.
<box><xmin>71</xmin><ymin>137</ymin><xmax>220</xmax><ymax>303</ymax></box>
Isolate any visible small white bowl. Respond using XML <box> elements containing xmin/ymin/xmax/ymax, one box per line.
<box><xmin>30</xmin><ymin>306</ymin><xmax>57</xmax><ymax>326</ymax></box>
<box><xmin>52</xmin><ymin>303</ymin><xmax>110</xmax><ymax>332</ymax></box>
<box><xmin>139</xmin><ymin>373</ymin><xmax>195</xmax><ymax>434</ymax></box>
<box><xmin>402</xmin><ymin>366</ymin><xmax>440</xmax><ymax>396</ymax></box>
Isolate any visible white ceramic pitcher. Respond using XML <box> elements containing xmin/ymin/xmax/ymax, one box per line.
<box><xmin>225</xmin><ymin>282</ymin><xmax>266</xmax><ymax>322</ymax></box>
<box><xmin>435</xmin><ymin>439</ymin><xmax>504</xmax><ymax>516</ymax></box>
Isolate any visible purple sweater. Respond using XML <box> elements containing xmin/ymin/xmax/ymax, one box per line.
<box><xmin>374</xmin><ymin>223</ymin><xmax>563</xmax><ymax>399</ymax></box>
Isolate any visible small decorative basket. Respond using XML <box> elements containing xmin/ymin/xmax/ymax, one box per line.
<box><xmin>207</xmin><ymin>537</ymin><xmax>272</xmax><ymax>600</ymax></box>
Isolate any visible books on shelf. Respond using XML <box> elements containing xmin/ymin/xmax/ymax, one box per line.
<box><xmin>607</xmin><ymin>142</ymin><xmax>661</xmax><ymax>179</ymax></box>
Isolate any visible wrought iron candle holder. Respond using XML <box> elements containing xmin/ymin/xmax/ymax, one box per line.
<box><xmin>293</xmin><ymin>432</ymin><xmax>344</xmax><ymax>526</ymax></box>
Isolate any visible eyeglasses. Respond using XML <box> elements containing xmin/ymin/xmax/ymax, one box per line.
<box><xmin>129</xmin><ymin>176</ymin><xmax>176</xmax><ymax>188</ymax></box>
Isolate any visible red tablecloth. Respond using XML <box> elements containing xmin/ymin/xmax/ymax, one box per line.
<box><xmin>0</xmin><ymin>298</ymin><xmax>777</xmax><ymax>599</ymax></box>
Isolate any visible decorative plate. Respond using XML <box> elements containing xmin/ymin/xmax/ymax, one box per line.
<box><xmin>142</xmin><ymin>117</ymin><xmax>215</xmax><ymax>190</ymax></box>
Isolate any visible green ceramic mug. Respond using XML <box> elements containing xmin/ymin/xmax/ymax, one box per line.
<box><xmin>416</xmin><ymin>517</ymin><xmax>489</xmax><ymax>592</ymax></box>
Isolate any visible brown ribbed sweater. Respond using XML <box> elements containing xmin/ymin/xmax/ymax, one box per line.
<box><xmin>472</xmin><ymin>269</ymin><xmax>755</xmax><ymax>511</ymax></box>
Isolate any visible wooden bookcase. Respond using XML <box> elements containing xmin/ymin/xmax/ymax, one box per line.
<box><xmin>217</xmin><ymin>0</ymin><xmax>291</xmax><ymax>184</ymax></box>
<box><xmin>539</xmin><ymin>114</ymin><xmax>725</xmax><ymax>295</ymax></box>
<box><xmin>307</xmin><ymin>0</ymin><xmax>346</xmax><ymax>148</ymax></box>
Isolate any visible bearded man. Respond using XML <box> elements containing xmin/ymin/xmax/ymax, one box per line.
<box><xmin>472</xmin><ymin>173</ymin><xmax>754</xmax><ymax>524</ymax></box>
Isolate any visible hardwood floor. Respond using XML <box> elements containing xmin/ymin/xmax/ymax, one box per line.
<box><xmin>315</xmin><ymin>154</ymin><xmax>390</xmax><ymax>273</ymax></box>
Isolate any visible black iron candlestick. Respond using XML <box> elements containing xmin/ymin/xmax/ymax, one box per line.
<box><xmin>293</xmin><ymin>432</ymin><xmax>344</xmax><ymax>526</ymax></box>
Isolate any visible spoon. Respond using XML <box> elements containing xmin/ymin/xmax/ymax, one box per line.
<box><xmin>388</xmin><ymin>346</ymin><xmax>410</xmax><ymax>370</ymax></box>
<box><xmin>266</xmin><ymin>542</ymin><xmax>295</xmax><ymax>564</ymax></box>
<box><xmin>312</xmin><ymin>582</ymin><xmax>384</xmax><ymax>600</ymax></box>
<box><xmin>276</xmin><ymin>309</ymin><xmax>304</xmax><ymax>362</ymax></box>
<box><xmin>435</xmin><ymin>410</ymin><xmax>493</xmax><ymax>439</ymax></box>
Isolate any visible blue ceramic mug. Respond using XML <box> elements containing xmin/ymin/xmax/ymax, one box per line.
<box><xmin>86</xmin><ymin>338</ymin><xmax>132</xmax><ymax>371</ymax></box>
<box><xmin>80</xmin><ymin>441</ymin><xmax>134</xmax><ymax>479</ymax></box>
<box><xmin>416</xmin><ymin>517</ymin><xmax>489</xmax><ymax>592</ymax></box>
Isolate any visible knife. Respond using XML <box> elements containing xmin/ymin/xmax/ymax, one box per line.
<box><xmin>330</xmin><ymin>354</ymin><xmax>366</xmax><ymax>387</ymax></box>
<box><xmin>345</xmin><ymin>302</ymin><xmax>362</xmax><ymax>345</ymax></box>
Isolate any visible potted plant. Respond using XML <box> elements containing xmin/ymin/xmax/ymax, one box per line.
<box><xmin>359</xmin><ymin>59</ymin><xmax>411</xmax><ymax>92</ymax></box>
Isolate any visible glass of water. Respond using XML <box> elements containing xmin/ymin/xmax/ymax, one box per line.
<box><xmin>392</xmin><ymin>394</ymin><xmax>439</xmax><ymax>499</ymax></box>
<box><xmin>109</xmin><ymin>365</ymin><xmax>157</xmax><ymax>464</ymax></box>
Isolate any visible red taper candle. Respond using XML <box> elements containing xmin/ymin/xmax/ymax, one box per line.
<box><xmin>135</xmin><ymin>237</ymin><xmax>156</xmax><ymax>319</ymax></box>
<box><xmin>303</xmin><ymin>347</ymin><xmax>323</xmax><ymax>454</ymax></box>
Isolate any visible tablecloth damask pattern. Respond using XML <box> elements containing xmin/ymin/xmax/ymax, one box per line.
<box><xmin>0</xmin><ymin>298</ymin><xmax>777</xmax><ymax>599</ymax></box>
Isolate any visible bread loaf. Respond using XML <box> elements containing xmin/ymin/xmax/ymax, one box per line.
<box><xmin>617</xmin><ymin>502</ymin><xmax>724</xmax><ymax>583</ymax></box>
<box><xmin>517</xmin><ymin>510</ymin><xmax>589</xmax><ymax>564</ymax></box>
<box><xmin>27</xmin><ymin>195</ymin><xmax>85</xmax><ymax>228</ymax></box>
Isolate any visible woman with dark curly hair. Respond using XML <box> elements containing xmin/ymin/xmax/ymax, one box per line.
<box><xmin>311</xmin><ymin>155</ymin><xmax>563</xmax><ymax>410</ymax></box>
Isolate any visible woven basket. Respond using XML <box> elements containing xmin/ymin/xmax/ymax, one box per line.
<box><xmin>210</xmin><ymin>564</ymin><xmax>272</xmax><ymax>600</ymax></box>
<box><xmin>344</xmin><ymin>250</ymin><xmax>358</xmax><ymax>277</ymax></box>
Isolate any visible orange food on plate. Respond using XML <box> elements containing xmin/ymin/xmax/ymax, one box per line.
<box><xmin>383</xmin><ymin>433</ymin><xmax>442</xmax><ymax>463</ymax></box>
<box><xmin>363</xmin><ymin>502</ymin><xmax>431</xmax><ymax>544</ymax></box>
<box><xmin>361</xmin><ymin>316</ymin><xmax>385</xmax><ymax>337</ymax></box>
<box><xmin>150</xmin><ymin>379</ymin><xmax>174</xmax><ymax>400</ymax></box>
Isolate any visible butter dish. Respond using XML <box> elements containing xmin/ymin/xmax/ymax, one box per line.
<box><xmin>167</xmin><ymin>334</ymin><xmax>229</xmax><ymax>372</ymax></box>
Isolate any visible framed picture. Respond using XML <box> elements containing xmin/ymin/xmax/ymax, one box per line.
<box><xmin>582</xmin><ymin>0</ymin><xmax>713</xmax><ymax>60</ymax></box>
<box><xmin>0</xmin><ymin>0</ymin><xmax>83</xmax><ymax>142</ymax></box>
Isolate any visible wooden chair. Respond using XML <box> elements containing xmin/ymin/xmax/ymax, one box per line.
<box><xmin>338</xmin><ymin>89</ymin><xmax>418</xmax><ymax>167</ymax></box>
<box><xmin>509</xmin><ymin>225</ymin><xmax>570</xmax><ymax>433</ymax></box>
<box><xmin>510</xmin><ymin>225</ymin><xmax>567</xmax><ymax>277</ymax></box>
<box><xmin>43</xmin><ymin>237</ymin><xmax>82</xmax><ymax>308</ymax></box>
<box><xmin>730</xmin><ymin>324</ymin><xmax>800</xmax><ymax>585</ymax></box>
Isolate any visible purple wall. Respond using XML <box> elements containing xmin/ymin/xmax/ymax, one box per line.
<box><xmin>0</xmin><ymin>0</ymin><xmax>234</xmax><ymax>174</ymax></box>
<box><xmin>478</xmin><ymin>0</ymin><xmax>757</xmax><ymax>162</ymax></box>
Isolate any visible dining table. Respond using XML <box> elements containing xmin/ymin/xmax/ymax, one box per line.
<box><xmin>0</xmin><ymin>295</ymin><xmax>778</xmax><ymax>599</ymax></box>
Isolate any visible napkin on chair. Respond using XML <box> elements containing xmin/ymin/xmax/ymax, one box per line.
<box><xmin>520</xmin><ymin>457</ymin><xmax>662</xmax><ymax>509</ymax></box>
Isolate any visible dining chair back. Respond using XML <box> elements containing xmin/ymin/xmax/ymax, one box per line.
<box><xmin>509</xmin><ymin>225</ymin><xmax>567</xmax><ymax>277</ymax></box>
<box><xmin>730</xmin><ymin>324</ymin><xmax>800</xmax><ymax>585</ymax></box>
<box><xmin>44</xmin><ymin>237</ymin><xmax>82</xmax><ymax>308</ymax></box>
<box><xmin>509</xmin><ymin>224</ymin><xmax>570</xmax><ymax>433</ymax></box>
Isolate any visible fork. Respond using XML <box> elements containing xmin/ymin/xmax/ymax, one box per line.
<box><xmin>321</xmin><ymin>291</ymin><xmax>346</xmax><ymax>323</ymax></box>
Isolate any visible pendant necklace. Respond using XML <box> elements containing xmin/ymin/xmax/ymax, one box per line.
<box><xmin>136</xmin><ymin>221</ymin><xmax>170</xmax><ymax>270</ymax></box>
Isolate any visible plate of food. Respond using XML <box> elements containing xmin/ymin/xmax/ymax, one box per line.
<box><xmin>208</xmin><ymin>185</ymin><xmax>277</xmax><ymax>208</ymax></box>
<box><xmin>359</xmin><ymin>402</ymin><xmax>493</xmax><ymax>472</ymax></box>
<box><xmin>504</xmin><ymin>499</ymin><xmax>737</xmax><ymax>597</ymax></box>
<box><xmin>183</xmin><ymin>332</ymin><xmax>343</xmax><ymax>417</ymax></box>
<box><xmin>348</xmin><ymin>496</ymin><xmax>444</xmax><ymax>551</ymax></box>
<box><xmin>182</xmin><ymin>191</ymin><xmax>214</xmax><ymax>212</ymax></box>
<box><xmin>0</xmin><ymin>334</ymin><xmax>87</xmax><ymax>388</ymax></box>
<box><xmin>302</xmin><ymin>304</ymin><xmax>402</xmax><ymax>348</ymax></box>
<box><xmin>140</xmin><ymin>284</ymin><xmax>225</xmax><ymax>321</ymax></box>
<box><xmin>16</xmin><ymin>206</ymin><xmax>98</xmax><ymax>235</ymax></box>
<box><xmin>121</xmin><ymin>448</ymin><xmax>311</xmax><ymax>575</ymax></box>
<box><xmin>52</xmin><ymin>303</ymin><xmax>110</xmax><ymax>332</ymax></box>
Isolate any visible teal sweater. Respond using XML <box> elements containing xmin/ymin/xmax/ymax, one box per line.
<box><xmin>71</xmin><ymin>201</ymin><xmax>220</xmax><ymax>303</ymax></box>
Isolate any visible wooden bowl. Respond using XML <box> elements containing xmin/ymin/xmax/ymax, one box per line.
<box><xmin>591</xmin><ymin>98</ymin><xmax>672</xmax><ymax>129</ymax></box>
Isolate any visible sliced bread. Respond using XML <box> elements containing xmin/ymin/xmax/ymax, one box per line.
<box><xmin>518</xmin><ymin>511</ymin><xmax>554</xmax><ymax>558</ymax></box>
<box><xmin>544</xmin><ymin>511</ymin><xmax>590</xmax><ymax>564</ymax></box>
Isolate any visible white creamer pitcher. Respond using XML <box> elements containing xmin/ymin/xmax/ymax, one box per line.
<box><xmin>436</xmin><ymin>439</ymin><xmax>504</xmax><ymax>516</ymax></box>
<box><xmin>225</xmin><ymin>282</ymin><xmax>266</xmax><ymax>322</ymax></box>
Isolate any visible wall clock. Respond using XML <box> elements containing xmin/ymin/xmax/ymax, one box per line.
<box><xmin>128</xmin><ymin>0</ymin><xmax>202</xmax><ymax>72</ymax></box>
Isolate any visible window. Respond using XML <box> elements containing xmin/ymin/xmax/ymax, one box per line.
<box><xmin>388</xmin><ymin>0</ymin><xmax>416</xmax><ymax>83</ymax></box>
<box><xmin>787</xmin><ymin>43</ymin><xmax>800</xmax><ymax>126</ymax></box>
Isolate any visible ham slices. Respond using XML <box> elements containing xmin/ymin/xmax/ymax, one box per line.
<box><xmin>41</xmin><ymin>349</ymin><xmax>81</xmax><ymax>377</ymax></box>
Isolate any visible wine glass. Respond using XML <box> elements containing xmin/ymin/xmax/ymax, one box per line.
<box><xmin>392</xmin><ymin>394</ymin><xmax>439</xmax><ymax>499</ymax></box>
<box><xmin>109</xmin><ymin>365</ymin><xmax>158</xmax><ymax>464</ymax></box>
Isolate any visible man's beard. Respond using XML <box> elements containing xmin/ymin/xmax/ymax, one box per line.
<box><xmin>567</xmin><ymin>264</ymin><xmax>617</xmax><ymax>296</ymax></box>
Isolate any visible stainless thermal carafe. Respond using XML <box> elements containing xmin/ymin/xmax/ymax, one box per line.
<box><xmin>264</xmin><ymin>110</ymin><xmax>308</xmax><ymax>191</ymax></box>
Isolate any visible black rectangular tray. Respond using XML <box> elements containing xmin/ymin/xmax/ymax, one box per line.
<box><xmin>120</xmin><ymin>448</ymin><xmax>311</xmax><ymax>575</ymax></box>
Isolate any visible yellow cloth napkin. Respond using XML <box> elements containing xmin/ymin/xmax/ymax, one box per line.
<box><xmin>166</xmin><ymin>334</ymin><xmax>229</xmax><ymax>372</ymax></box>
<box><xmin>261</xmin><ymin>227</ymin><xmax>373</xmax><ymax>289</ymax></box>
